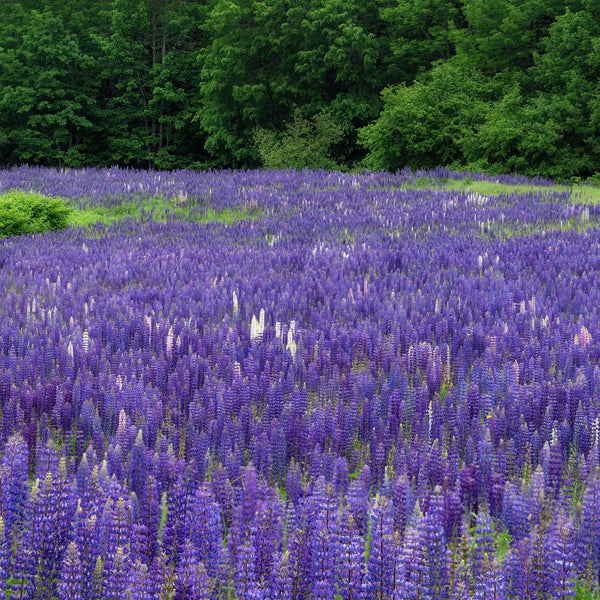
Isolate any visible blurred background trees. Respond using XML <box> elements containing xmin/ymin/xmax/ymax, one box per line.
<box><xmin>0</xmin><ymin>0</ymin><xmax>598</xmax><ymax>179</ymax></box>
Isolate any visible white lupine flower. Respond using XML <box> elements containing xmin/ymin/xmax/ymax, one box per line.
<box><xmin>250</xmin><ymin>315</ymin><xmax>260</xmax><ymax>341</ymax></box>
<box><xmin>233</xmin><ymin>291</ymin><xmax>239</xmax><ymax>315</ymax></box>
<box><xmin>250</xmin><ymin>312</ymin><xmax>265</xmax><ymax>342</ymax></box>
<box><xmin>529</xmin><ymin>296</ymin><xmax>536</xmax><ymax>313</ymax></box>
<box><xmin>67</xmin><ymin>341</ymin><xmax>74</xmax><ymax>358</ymax></box>
<box><xmin>578</xmin><ymin>325</ymin><xmax>592</xmax><ymax>347</ymax></box>
<box><xmin>166</xmin><ymin>326</ymin><xmax>174</xmax><ymax>356</ymax></box>
<box><xmin>83</xmin><ymin>330</ymin><xmax>89</xmax><ymax>354</ymax></box>
<box><xmin>427</xmin><ymin>400</ymin><xmax>433</xmax><ymax>440</ymax></box>
<box><xmin>286</xmin><ymin>327</ymin><xmax>297</xmax><ymax>360</ymax></box>
<box><xmin>275</xmin><ymin>321</ymin><xmax>281</xmax><ymax>339</ymax></box>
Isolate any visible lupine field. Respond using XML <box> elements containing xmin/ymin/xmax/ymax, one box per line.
<box><xmin>1</xmin><ymin>166</ymin><xmax>600</xmax><ymax>600</ymax></box>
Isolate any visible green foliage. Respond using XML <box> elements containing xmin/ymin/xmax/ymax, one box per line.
<box><xmin>0</xmin><ymin>191</ymin><xmax>72</xmax><ymax>237</ymax></box>
<box><xmin>575</xmin><ymin>583</ymin><xmax>600</xmax><ymax>600</ymax></box>
<box><xmin>69</xmin><ymin>195</ymin><xmax>258</xmax><ymax>228</ymax></box>
<box><xmin>361</xmin><ymin>0</ymin><xmax>600</xmax><ymax>178</ymax></box>
<box><xmin>495</xmin><ymin>531</ymin><xmax>512</xmax><ymax>562</ymax></box>
<box><xmin>359</xmin><ymin>62</ymin><xmax>491</xmax><ymax>171</ymax></box>
<box><xmin>0</xmin><ymin>5</ymin><xmax>98</xmax><ymax>166</ymax></box>
<box><xmin>254</xmin><ymin>109</ymin><xmax>343</xmax><ymax>170</ymax></box>
<box><xmin>381</xmin><ymin>0</ymin><xmax>464</xmax><ymax>81</ymax></box>
<box><xmin>0</xmin><ymin>0</ymin><xmax>598</xmax><ymax>176</ymax></box>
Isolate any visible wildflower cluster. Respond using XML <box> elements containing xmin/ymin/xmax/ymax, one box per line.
<box><xmin>0</xmin><ymin>167</ymin><xmax>597</xmax><ymax>599</ymax></box>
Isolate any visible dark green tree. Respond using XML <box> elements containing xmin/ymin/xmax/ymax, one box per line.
<box><xmin>0</xmin><ymin>5</ymin><xmax>98</xmax><ymax>166</ymax></box>
<box><xmin>380</xmin><ymin>0</ymin><xmax>464</xmax><ymax>82</ymax></box>
<box><xmin>199</xmin><ymin>0</ymin><xmax>391</xmax><ymax>168</ymax></box>
<box><xmin>95</xmin><ymin>0</ymin><xmax>208</xmax><ymax>168</ymax></box>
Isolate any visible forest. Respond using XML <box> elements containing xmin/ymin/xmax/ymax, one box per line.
<box><xmin>0</xmin><ymin>0</ymin><xmax>599</xmax><ymax>180</ymax></box>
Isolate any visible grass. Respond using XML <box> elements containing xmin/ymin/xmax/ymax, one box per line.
<box><xmin>401</xmin><ymin>175</ymin><xmax>600</xmax><ymax>204</ymax></box>
<box><xmin>409</xmin><ymin>176</ymin><xmax>600</xmax><ymax>204</ymax></box>
<box><xmin>444</xmin><ymin>179</ymin><xmax>600</xmax><ymax>204</ymax></box>
<box><xmin>68</xmin><ymin>196</ymin><xmax>259</xmax><ymax>228</ymax></box>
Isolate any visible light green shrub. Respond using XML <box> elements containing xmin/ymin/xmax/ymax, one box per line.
<box><xmin>0</xmin><ymin>191</ymin><xmax>72</xmax><ymax>237</ymax></box>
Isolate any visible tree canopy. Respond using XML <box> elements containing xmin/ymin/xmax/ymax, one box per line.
<box><xmin>0</xmin><ymin>0</ymin><xmax>598</xmax><ymax>179</ymax></box>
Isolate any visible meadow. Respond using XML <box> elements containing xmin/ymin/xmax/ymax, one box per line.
<box><xmin>0</xmin><ymin>166</ymin><xmax>599</xmax><ymax>600</ymax></box>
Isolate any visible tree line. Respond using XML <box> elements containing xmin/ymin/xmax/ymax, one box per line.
<box><xmin>0</xmin><ymin>0</ymin><xmax>598</xmax><ymax>180</ymax></box>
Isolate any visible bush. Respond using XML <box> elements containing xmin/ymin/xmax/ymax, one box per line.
<box><xmin>0</xmin><ymin>191</ymin><xmax>72</xmax><ymax>238</ymax></box>
<box><xmin>359</xmin><ymin>63</ymin><xmax>492</xmax><ymax>172</ymax></box>
<box><xmin>254</xmin><ymin>108</ymin><xmax>343</xmax><ymax>170</ymax></box>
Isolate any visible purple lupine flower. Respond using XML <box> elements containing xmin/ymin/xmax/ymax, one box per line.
<box><xmin>58</xmin><ymin>541</ymin><xmax>82</xmax><ymax>600</ymax></box>
<box><xmin>1</xmin><ymin>434</ymin><xmax>29</xmax><ymax>535</ymax></box>
<box><xmin>392</xmin><ymin>475</ymin><xmax>411</xmax><ymax>537</ymax></box>
<box><xmin>128</xmin><ymin>429</ymin><xmax>147</xmax><ymax>499</ymax></box>
<box><xmin>177</xmin><ymin>539</ymin><xmax>212</xmax><ymax>600</ymax></box>
<box><xmin>489</xmin><ymin>473</ymin><xmax>504</xmax><ymax>518</ymax></box>
<box><xmin>102</xmin><ymin>495</ymin><xmax>133</xmax><ymax>564</ymax></box>
<box><xmin>74</xmin><ymin>508</ymin><xmax>102</xmax><ymax>600</ymax></box>
<box><xmin>310</xmin><ymin>481</ymin><xmax>339</xmax><ymax>600</ymax></box>
<box><xmin>472</xmin><ymin>510</ymin><xmax>495</xmax><ymax>583</ymax></box>
<box><xmin>285</xmin><ymin>459</ymin><xmax>303</xmax><ymax>505</ymax></box>
<box><xmin>134</xmin><ymin>474</ymin><xmax>161</xmax><ymax>565</ymax></box>
<box><xmin>0</xmin><ymin>517</ymin><xmax>8</xmax><ymax>597</ymax></box>
<box><xmin>473</xmin><ymin>552</ymin><xmax>503</xmax><ymax>600</ymax></box>
<box><xmin>544</xmin><ymin>440</ymin><xmax>563</xmax><ymax>497</ymax></box>
<box><xmin>128</xmin><ymin>560</ymin><xmax>156</xmax><ymax>600</ymax></box>
<box><xmin>241</xmin><ymin>463</ymin><xmax>259</xmax><ymax>524</ymax></box>
<box><xmin>269</xmin><ymin>550</ymin><xmax>293</xmax><ymax>600</ymax></box>
<box><xmin>551</xmin><ymin>516</ymin><xmax>575</xmax><ymax>600</ymax></box>
<box><xmin>31</xmin><ymin>471</ymin><xmax>59</xmax><ymax>598</ymax></box>
<box><xmin>161</xmin><ymin>478</ymin><xmax>191</xmax><ymax>563</ymax></box>
<box><xmin>251</xmin><ymin>499</ymin><xmax>283</xmax><ymax>585</ymax></box>
<box><xmin>188</xmin><ymin>482</ymin><xmax>221</xmax><ymax>575</ymax></box>
<box><xmin>286</xmin><ymin>501</ymin><xmax>313</xmax><ymax>600</ymax></box>
<box><xmin>422</xmin><ymin>487</ymin><xmax>450</xmax><ymax>600</ymax></box>
<box><xmin>396</xmin><ymin>517</ymin><xmax>425</xmax><ymax>600</ymax></box>
<box><xmin>367</xmin><ymin>495</ymin><xmax>395</xmax><ymax>600</ymax></box>
<box><xmin>152</xmin><ymin>550</ymin><xmax>177</xmax><ymax>600</ymax></box>
<box><xmin>235</xmin><ymin>539</ymin><xmax>262</xmax><ymax>600</ymax></box>
<box><xmin>103</xmin><ymin>546</ymin><xmax>129</xmax><ymax>600</ymax></box>
<box><xmin>501</xmin><ymin>539</ymin><xmax>530</xmax><ymax>600</ymax></box>
<box><xmin>338</xmin><ymin>510</ymin><xmax>366</xmax><ymax>600</ymax></box>
<box><xmin>575</xmin><ymin>468</ymin><xmax>600</xmax><ymax>585</ymax></box>
<box><xmin>347</xmin><ymin>476</ymin><xmax>369</xmax><ymax>536</ymax></box>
